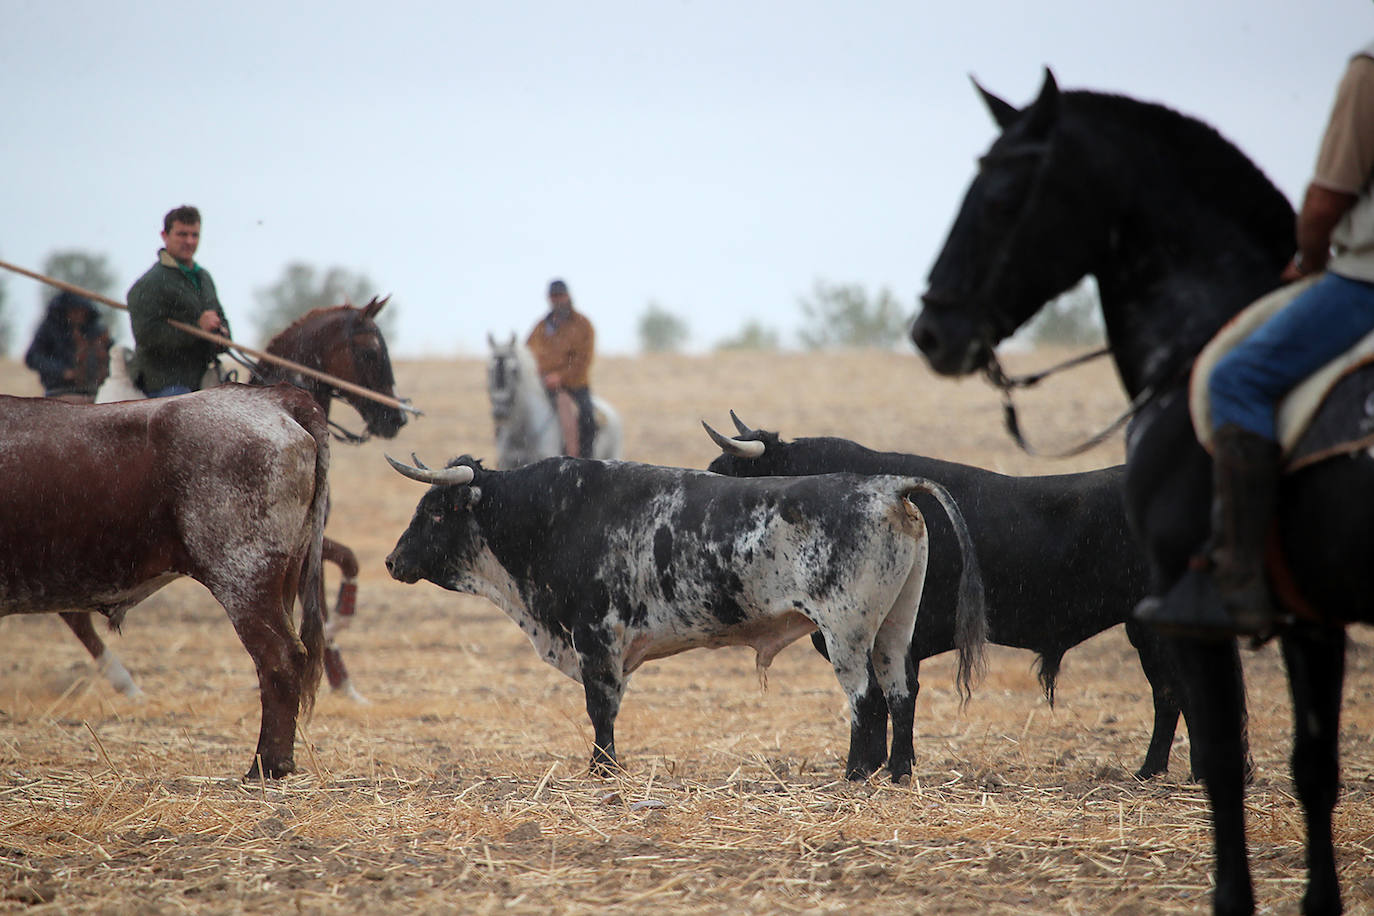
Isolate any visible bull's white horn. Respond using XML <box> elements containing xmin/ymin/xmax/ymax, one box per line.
<box><xmin>701</xmin><ymin>421</ymin><xmax>765</xmax><ymax>458</ymax></box>
<box><xmin>385</xmin><ymin>454</ymin><xmax>476</xmax><ymax>486</ymax></box>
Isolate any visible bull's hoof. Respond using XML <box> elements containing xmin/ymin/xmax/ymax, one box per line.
<box><xmin>588</xmin><ymin>748</ymin><xmax>622</xmax><ymax>777</ymax></box>
<box><xmin>844</xmin><ymin>760</ymin><xmax>882</xmax><ymax>781</ymax></box>
<box><xmin>244</xmin><ymin>758</ymin><xmax>296</xmax><ymax>781</ymax></box>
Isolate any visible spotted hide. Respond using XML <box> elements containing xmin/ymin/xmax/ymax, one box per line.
<box><xmin>385</xmin><ymin>454</ymin><xmax>986</xmax><ymax>781</ymax></box>
<box><xmin>0</xmin><ymin>384</ymin><xmax>329</xmax><ymax>779</ymax></box>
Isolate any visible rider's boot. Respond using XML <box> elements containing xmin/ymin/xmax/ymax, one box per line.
<box><xmin>1135</xmin><ymin>424</ymin><xmax>1282</xmax><ymax>639</ymax></box>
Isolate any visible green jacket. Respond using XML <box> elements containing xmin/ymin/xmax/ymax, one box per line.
<box><xmin>126</xmin><ymin>250</ymin><xmax>231</xmax><ymax>393</ymax></box>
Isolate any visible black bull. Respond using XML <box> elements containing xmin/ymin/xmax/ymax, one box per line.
<box><xmin>704</xmin><ymin>415</ymin><xmax>1192</xmax><ymax>780</ymax></box>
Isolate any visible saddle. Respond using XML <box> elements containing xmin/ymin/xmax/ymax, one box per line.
<box><xmin>96</xmin><ymin>346</ymin><xmax>228</xmax><ymax>404</ymax></box>
<box><xmin>1190</xmin><ymin>274</ymin><xmax>1374</xmax><ymax>472</ymax></box>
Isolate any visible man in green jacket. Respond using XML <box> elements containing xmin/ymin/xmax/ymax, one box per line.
<box><xmin>126</xmin><ymin>205</ymin><xmax>231</xmax><ymax>397</ymax></box>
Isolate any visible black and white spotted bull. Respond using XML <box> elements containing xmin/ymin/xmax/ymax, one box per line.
<box><xmin>384</xmin><ymin>454</ymin><xmax>987</xmax><ymax>781</ymax></box>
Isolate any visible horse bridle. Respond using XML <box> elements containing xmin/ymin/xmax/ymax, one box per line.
<box><xmin>938</xmin><ymin>136</ymin><xmax>1161</xmax><ymax>458</ymax></box>
<box><xmin>226</xmin><ymin>332</ymin><xmax>406</xmax><ymax>445</ymax></box>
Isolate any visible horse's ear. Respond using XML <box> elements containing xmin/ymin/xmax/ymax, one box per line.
<box><xmin>506</xmin><ymin>332</ymin><xmax>516</xmax><ymax>348</ymax></box>
<box><xmin>1021</xmin><ymin>68</ymin><xmax>1061</xmax><ymax>140</ymax></box>
<box><xmin>971</xmin><ymin>75</ymin><xmax>1020</xmax><ymax>129</ymax></box>
<box><xmin>363</xmin><ymin>295</ymin><xmax>390</xmax><ymax>319</ymax></box>
<box><xmin>487</xmin><ymin>332</ymin><xmax>497</xmax><ymax>349</ymax></box>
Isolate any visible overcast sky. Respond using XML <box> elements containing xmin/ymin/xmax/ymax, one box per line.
<box><xmin>3</xmin><ymin>2</ymin><xmax>1369</xmax><ymax>357</ymax></box>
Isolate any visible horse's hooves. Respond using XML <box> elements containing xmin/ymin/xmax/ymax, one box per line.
<box><xmin>332</xmin><ymin>680</ymin><xmax>369</xmax><ymax>704</ymax></box>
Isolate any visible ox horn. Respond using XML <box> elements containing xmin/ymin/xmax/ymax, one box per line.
<box><xmin>701</xmin><ymin>421</ymin><xmax>765</xmax><ymax>459</ymax></box>
<box><xmin>385</xmin><ymin>454</ymin><xmax>476</xmax><ymax>486</ymax></box>
<box><xmin>728</xmin><ymin>409</ymin><xmax>757</xmax><ymax>437</ymax></box>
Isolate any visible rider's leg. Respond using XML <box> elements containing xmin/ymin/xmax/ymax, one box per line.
<box><xmin>570</xmin><ymin>387</ymin><xmax>596</xmax><ymax>459</ymax></box>
<box><xmin>554</xmin><ymin>389</ymin><xmax>582</xmax><ymax>457</ymax></box>
<box><xmin>1140</xmin><ymin>273</ymin><xmax>1374</xmax><ymax>637</ymax></box>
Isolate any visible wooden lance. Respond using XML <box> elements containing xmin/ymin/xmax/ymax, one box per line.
<box><xmin>0</xmin><ymin>258</ymin><xmax>421</xmax><ymax>415</ymax></box>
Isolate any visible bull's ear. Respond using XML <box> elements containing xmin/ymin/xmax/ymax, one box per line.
<box><xmin>972</xmin><ymin>75</ymin><xmax>1020</xmax><ymax>129</ymax></box>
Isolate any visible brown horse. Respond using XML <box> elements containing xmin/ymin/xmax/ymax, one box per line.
<box><xmin>62</xmin><ymin>297</ymin><xmax>408</xmax><ymax>701</ymax></box>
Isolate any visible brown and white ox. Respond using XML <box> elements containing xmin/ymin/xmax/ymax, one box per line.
<box><xmin>0</xmin><ymin>383</ymin><xmax>329</xmax><ymax>778</ymax></box>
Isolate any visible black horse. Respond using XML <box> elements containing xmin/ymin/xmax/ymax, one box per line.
<box><xmin>910</xmin><ymin>70</ymin><xmax>1370</xmax><ymax>916</ymax></box>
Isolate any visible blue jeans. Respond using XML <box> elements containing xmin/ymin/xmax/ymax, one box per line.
<box><xmin>146</xmin><ymin>384</ymin><xmax>193</xmax><ymax>398</ymax></box>
<box><xmin>1209</xmin><ymin>272</ymin><xmax>1374</xmax><ymax>440</ymax></box>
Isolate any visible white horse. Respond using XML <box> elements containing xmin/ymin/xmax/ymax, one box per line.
<box><xmin>486</xmin><ymin>333</ymin><xmax>623</xmax><ymax>469</ymax></box>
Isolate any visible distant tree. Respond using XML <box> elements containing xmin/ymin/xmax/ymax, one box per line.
<box><xmin>715</xmin><ymin>319</ymin><xmax>781</xmax><ymax>352</ymax></box>
<box><xmin>797</xmin><ymin>280</ymin><xmax>911</xmax><ymax>349</ymax></box>
<box><xmin>1018</xmin><ymin>275</ymin><xmax>1105</xmax><ymax>347</ymax></box>
<box><xmin>637</xmin><ymin>301</ymin><xmax>691</xmax><ymax>353</ymax></box>
<box><xmin>253</xmin><ymin>263</ymin><xmax>396</xmax><ymax>344</ymax></box>
<box><xmin>40</xmin><ymin>250</ymin><xmax>121</xmax><ymax>340</ymax></box>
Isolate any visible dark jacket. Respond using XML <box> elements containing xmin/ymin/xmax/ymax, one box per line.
<box><xmin>126</xmin><ymin>250</ymin><xmax>230</xmax><ymax>393</ymax></box>
<box><xmin>24</xmin><ymin>292</ymin><xmax>111</xmax><ymax>397</ymax></box>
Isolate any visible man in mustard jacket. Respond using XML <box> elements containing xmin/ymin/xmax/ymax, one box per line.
<box><xmin>526</xmin><ymin>278</ymin><xmax>596</xmax><ymax>458</ymax></box>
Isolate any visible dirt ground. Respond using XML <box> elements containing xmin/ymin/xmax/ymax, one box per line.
<box><xmin>3</xmin><ymin>348</ymin><xmax>1374</xmax><ymax>914</ymax></box>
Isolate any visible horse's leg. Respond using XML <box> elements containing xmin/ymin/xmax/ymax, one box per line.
<box><xmin>1280</xmin><ymin>625</ymin><xmax>1346</xmax><ymax>916</ymax></box>
<box><xmin>1169</xmin><ymin>634</ymin><xmax>1255</xmax><ymax>916</ymax></box>
<box><xmin>59</xmin><ymin>611</ymin><xmax>143</xmax><ymax>699</ymax></box>
<box><xmin>321</xmin><ymin>536</ymin><xmax>366</xmax><ymax>703</ymax></box>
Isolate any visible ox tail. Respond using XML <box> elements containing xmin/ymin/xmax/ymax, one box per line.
<box><xmin>903</xmin><ymin>478</ymin><xmax>988</xmax><ymax>704</ymax></box>
<box><xmin>294</xmin><ymin>398</ymin><xmax>331</xmax><ymax>721</ymax></box>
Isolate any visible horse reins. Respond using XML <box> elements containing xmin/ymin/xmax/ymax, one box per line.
<box><xmin>983</xmin><ymin>346</ymin><xmax>1159</xmax><ymax>459</ymax></box>
<box><xmin>224</xmin><ymin>347</ymin><xmax>377</xmax><ymax>445</ymax></box>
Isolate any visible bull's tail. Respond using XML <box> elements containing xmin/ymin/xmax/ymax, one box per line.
<box><xmin>903</xmin><ymin>478</ymin><xmax>988</xmax><ymax>703</ymax></box>
<box><xmin>291</xmin><ymin>395</ymin><xmax>331</xmax><ymax>720</ymax></box>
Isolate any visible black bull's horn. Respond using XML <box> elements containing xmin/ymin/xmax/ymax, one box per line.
<box><xmin>385</xmin><ymin>454</ymin><xmax>475</xmax><ymax>486</ymax></box>
<box><xmin>701</xmin><ymin>421</ymin><xmax>765</xmax><ymax>458</ymax></box>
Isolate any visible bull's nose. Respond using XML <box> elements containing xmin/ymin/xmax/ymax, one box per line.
<box><xmin>384</xmin><ymin>551</ymin><xmax>411</xmax><ymax>582</ymax></box>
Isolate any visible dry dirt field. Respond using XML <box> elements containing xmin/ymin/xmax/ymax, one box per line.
<box><xmin>3</xmin><ymin>348</ymin><xmax>1374</xmax><ymax>914</ymax></box>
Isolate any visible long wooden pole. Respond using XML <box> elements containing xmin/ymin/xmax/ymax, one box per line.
<box><xmin>0</xmin><ymin>258</ymin><xmax>421</xmax><ymax>415</ymax></box>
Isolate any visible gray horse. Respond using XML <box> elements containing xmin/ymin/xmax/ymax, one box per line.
<box><xmin>485</xmin><ymin>333</ymin><xmax>623</xmax><ymax>468</ymax></box>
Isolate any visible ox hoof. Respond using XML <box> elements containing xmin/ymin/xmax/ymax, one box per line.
<box><xmin>844</xmin><ymin>762</ymin><xmax>882</xmax><ymax>782</ymax></box>
<box><xmin>589</xmin><ymin>752</ymin><xmax>623</xmax><ymax>777</ymax></box>
<box><xmin>244</xmin><ymin>759</ymin><xmax>296</xmax><ymax>781</ymax></box>
<box><xmin>332</xmin><ymin>680</ymin><xmax>369</xmax><ymax>704</ymax></box>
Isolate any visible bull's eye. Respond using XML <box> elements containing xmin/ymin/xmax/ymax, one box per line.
<box><xmin>432</xmin><ymin>514</ymin><xmax>444</xmax><ymax>523</ymax></box>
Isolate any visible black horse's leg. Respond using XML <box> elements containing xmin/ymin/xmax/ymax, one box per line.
<box><xmin>1170</xmin><ymin>634</ymin><xmax>1255</xmax><ymax>916</ymax></box>
<box><xmin>1280</xmin><ymin>624</ymin><xmax>1346</xmax><ymax>916</ymax></box>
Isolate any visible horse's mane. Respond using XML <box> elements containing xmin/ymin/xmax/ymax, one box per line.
<box><xmin>1064</xmin><ymin>90</ymin><xmax>1296</xmax><ymax>266</ymax></box>
<box><xmin>273</xmin><ymin>305</ymin><xmax>359</xmax><ymax>344</ymax></box>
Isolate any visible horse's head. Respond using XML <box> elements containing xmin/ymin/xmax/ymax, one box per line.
<box><xmin>486</xmin><ymin>332</ymin><xmax>521</xmax><ymax>420</ymax></box>
<box><xmin>912</xmin><ymin>69</ymin><xmax>1106</xmax><ymax>377</ymax></box>
<box><xmin>267</xmin><ymin>297</ymin><xmax>408</xmax><ymax>439</ymax></box>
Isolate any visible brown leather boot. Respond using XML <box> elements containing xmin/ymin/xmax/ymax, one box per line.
<box><xmin>1135</xmin><ymin>424</ymin><xmax>1282</xmax><ymax>639</ymax></box>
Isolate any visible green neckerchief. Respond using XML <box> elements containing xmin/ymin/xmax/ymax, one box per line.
<box><xmin>159</xmin><ymin>248</ymin><xmax>203</xmax><ymax>291</ymax></box>
<box><xmin>176</xmin><ymin>260</ymin><xmax>203</xmax><ymax>292</ymax></box>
